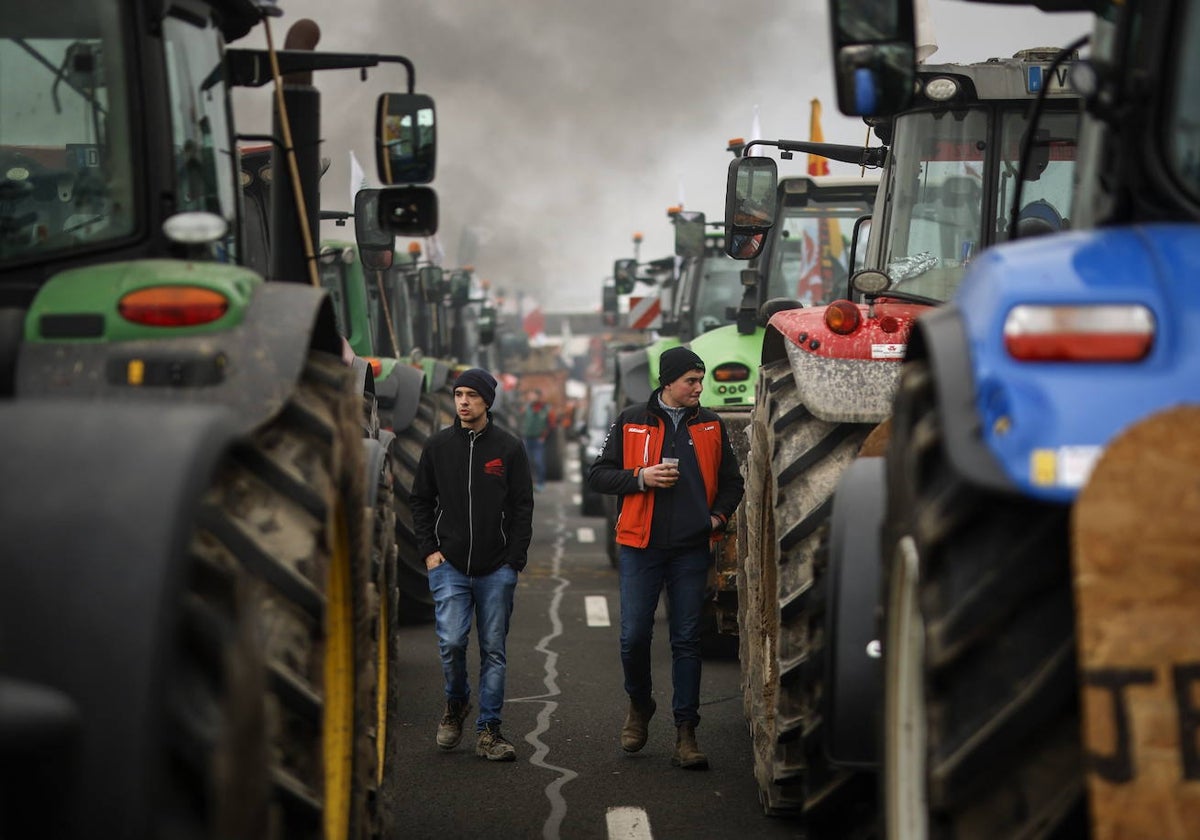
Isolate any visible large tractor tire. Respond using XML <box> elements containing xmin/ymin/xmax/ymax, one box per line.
<box><xmin>740</xmin><ymin>358</ymin><xmax>874</xmax><ymax>825</ymax></box>
<box><xmin>194</xmin><ymin>352</ymin><xmax>376</xmax><ymax>840</ymax></box>
<box><xmin>391</xmin><ymin>392</ymin><xmax>440</xmax><ymax>624</ymax></box>
<box><xmin>881</xmin><ymin>360</ymin><xmax>1086</xmax><ymax>840</ymax></box>
<box><xmin>1072</xmin><ymin>405</ymin><xmax>1200</xmax><ymax>840</ymax></box>
<box><xmin>367</xmin><ymin>446</ymin><xmax>398</xmax><ymax>835</ymax></box>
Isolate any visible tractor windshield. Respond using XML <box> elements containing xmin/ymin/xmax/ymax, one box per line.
<box><xmin>765</xmin><ymin>196</ymin><xmax>873</xmax><ymax>306</ymax></box>
<box><xmin>692</xmin><ymin>252</ymin><xmax>744</xmax><ymax>334</ymax></box>
<box><xmin>0</xmin><ymin>3</ymin><xmax>136</xmax><ymax>264</ymax></box>
<box><xmin>879</xmin><ymin>104</ymin><xmax>1078</xmax><ymax>301</ymax></box>
<box><xmin>1166</xmin><ymin>0</ymin><xmax>1200</xmax><ymax>204</ymax></box>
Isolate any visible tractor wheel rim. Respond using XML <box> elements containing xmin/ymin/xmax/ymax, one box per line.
<box><xmin>886</xmin><ymin>536</ymin><xmax>929</xmax><ymax>840</ymax></box>
<box><xmin>376</xmin><ymin>574</ymin><xmax>389</xmax><ymax>785</ymax></box>
<box><xmin>323</xmin><ymin>505</ymin><xmax>354</xmax><ymax>840</ymax></box>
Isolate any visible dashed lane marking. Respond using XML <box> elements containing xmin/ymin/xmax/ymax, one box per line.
<box><xmin>577</xmin><ymin>527</ymin><xmax>596</xmax><ymax>543</ymax></box>
<box><xmin>606</xmin><ymin>806</ymin><xmax>654</xmax><ymax>840</ymax></box>
<box><xmin>585</xmin><ymin>595</ymin><xmax>610</xmax><ymax>627</ymax></box>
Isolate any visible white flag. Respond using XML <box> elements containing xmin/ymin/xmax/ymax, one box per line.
<box><xmin>915</xmin><ymin>0</ymin><xmax>939</xmax><ymax>63</ymax></box>
<box><xmin>748</xmin><ymin>105</ymin><xmax>764</xmax><ymax>157</ymax></box>
<box><xmin>349</xmin><ymin>150</ymin><xmax>368</xmax><ymax>209</ymax></box>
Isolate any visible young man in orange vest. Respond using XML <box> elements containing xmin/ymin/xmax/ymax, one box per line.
<box><xmin>587</xmin><ymin>346</ymin><xmax>744</xmax><ymax>769</ymax></box>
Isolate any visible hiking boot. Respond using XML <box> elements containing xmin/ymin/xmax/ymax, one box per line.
<box><xmin>671</xmin><ymin>722</ymin><xmax>709</xmax><ymax>770</ymax></box>
<box><xmin>620</xmin><ymin>698</ymin><xmax>656</xmax><ymax>753</ymax></box>
<box><xmin>436</xmin><ymin>699</ymin><xmax>471</xmax><ymax>750</ymax></box>
<box><xmin>475</xmin><ymin>722</ymin><xmax>516</xmax><ymax>761</ymax></box>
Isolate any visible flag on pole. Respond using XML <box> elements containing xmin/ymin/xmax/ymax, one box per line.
<box><xmin>915</xmin><ymin>0</ymin><xmax>939</xmax><ymax>62</ymax></box>
<box><xmin>519</xmin><ymin>292</ymin><xmax>546</xmax><ymax>343</ymax></box>
<box><xmin>747</xmin><ymin>104</ymin><xmax>764</xmax><ymax>157</ymax></box>
<box><xmin>807</xmin><ymin>99</ymin><xmax>830</xmax><ymax>177</ymax></box>
<box><xmin>349</xmin><ymin>150</ymin><xmax>369</xmax><ymax>209</ymax></box>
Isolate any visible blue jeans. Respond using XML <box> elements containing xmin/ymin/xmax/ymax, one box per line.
<box><xmin>524</xmin><ymin>437</ymin><xmax>546</xmax><ymax>488</ymax></box>
<box><xmin>618</xmin><ymin>545</ymin><xmax>711</xmax><ymax>726</ymax></box>
<box><xmin>429</xmin><ymin>562</ymin><xmax>518</xmax><ymax>731</ymax></box>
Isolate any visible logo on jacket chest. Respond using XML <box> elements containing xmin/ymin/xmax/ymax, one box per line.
<box><xmin>484</xmin><ymin>457</ymin><xmax>505</xmax><ymax>477</ymax></box>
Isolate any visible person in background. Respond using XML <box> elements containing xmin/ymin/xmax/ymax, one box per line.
<box><xmin>586</xmin><ymin>346</ymin><xmax>744</xmax><ymax>770</ymax></box>
<box><xmin>411</xmin><ymin>368</ymin><xmax>535</xmax><ymax>762</ymax></box>
<box><xmin>518</xmin><ymin>387</ymin><xmax>552</xmax><ymax>491</ymax></box>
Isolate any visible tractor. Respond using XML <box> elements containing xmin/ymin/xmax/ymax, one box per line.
<box><xmin>823</xmin><ymin>1</ymin><xmax>1200</xmax><ymax>837</ymax></box>
<box><xmin>0</xmin><ymin>1</ymin><xmax>435</xmax><ymax>836</ymax></box>
<box><xmin>725</xmin><ymin>32</ymin><xmax>1082</xmax><ymax>826</ymax></box>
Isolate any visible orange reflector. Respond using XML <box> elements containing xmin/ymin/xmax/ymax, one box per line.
<box><xmin>712</xmin><ymin>363</ymin><xmax>751</xmax><ymax>382</ymax></box>
<box><xmin>118</xmin><ymin>286</ymin><xmax>229</xmax><ymax>327</ymax></box>
<box><xmin>364</xmin><ymin>357</ymin><xmax>384</xmax><ymax>377</ymax></box>
<box><xmin>1003</xmin><ymin>304</ymin><xmax>1155</xmax><ymax>362</ymax></box>
<box><xmin>824</xmin><ymin>300</ymin><xmax>862</xmax><ymax>335</ymax></box>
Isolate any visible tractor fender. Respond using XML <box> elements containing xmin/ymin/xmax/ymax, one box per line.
<box><xmin>825</xmin><ymin>456</ymin><xmax>885</xmax><ymax>768</ymax></box>
<box><xmin>378</xmin><ymin>362</ymin><xmax>424</xmax><ymax>433</ymax></box>
<box><xmin>616</xmin><ymin>346</ymin><xmax>652</xmax><ymax>406</ymax></box>
<box><xmin>909</xmin><ymin>305</ymin><xmax>1015</xmax><ymax>493</ymax></box>
<box><xmin>0</xmin><ymin>400</ymin><xmax>238</xmax><ymax>834</ymax></box>
<box><xmin>16</xmin><ymin>283</ymin><xmax>344</xmax><ymax>438</ymax></box>
<box><xmin>361</xmin><ymin>431</ymin><xmax>396</xmax><ymax>510</ymax></box>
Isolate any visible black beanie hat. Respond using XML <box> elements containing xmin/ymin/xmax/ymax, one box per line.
<box><xmin>658</xmin><ymin>346</ymin><xmax>706</xmax><ymax>386</ymax></box>
<box><xmin>453</xmin><ymin>368</ymin><xmax>497</xmax><ymax>407</ymax></box>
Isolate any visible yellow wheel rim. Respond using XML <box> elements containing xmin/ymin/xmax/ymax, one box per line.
<box><xmin>376</xmin><ymin>578</ymin><xmax>389</xmax><ymax>785</ymax></box>
<box><xmin>323</xmin><ymin>506</ymin><xmax>354</xmax><ymax>840</ymax></box>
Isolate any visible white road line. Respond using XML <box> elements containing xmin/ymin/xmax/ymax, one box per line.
<box><xmin>576</xmin><ymin>527</ymin><xmax>596</xmax><ymax>543</ymax></box>
<box><xmin>585</xmin><ymin>595</ymin><xmax>610</xmax><ymax>627</ymax></box>
<box><xmin>606</xmin><ymin>806</ymin><xmax>654</xmax><ymax>840</ymax></box>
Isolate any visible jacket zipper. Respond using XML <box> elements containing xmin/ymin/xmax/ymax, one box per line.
<box><xmin>467</xmin><ymin>430</ymin><xmax>477</xmax><ymax>574</ymax></box>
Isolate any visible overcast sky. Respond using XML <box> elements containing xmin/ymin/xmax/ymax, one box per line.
<box><xmin>232</xmin><ymin>2</ymin><xmax>1092</xmax><ymax>312</ymax></box>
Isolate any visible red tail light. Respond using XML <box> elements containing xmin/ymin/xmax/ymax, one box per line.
<box><xmin>1004</xmin><ymin>304</ymin><xmax>1155</xmax><ymax>361</ymax></box>
<box><xmin>824</xmin><ymin>300</ymin><xmax>862</xmax><ymax>335</ymax></box>
<box><xmin>118</xmin><ymin>286</ymin><xmax>229</xmax><ymax>327</ymax></box>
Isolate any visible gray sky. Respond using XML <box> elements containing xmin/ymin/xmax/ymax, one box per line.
<box><xmin>232</xmin><ymin>1</ymin><xmax>1091</xmax><ymax>312</ymax></box>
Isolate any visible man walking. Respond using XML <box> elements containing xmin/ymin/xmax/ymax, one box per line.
<box><xmin>411</xmin><ymin>368</ymin><xmax>535</xmax><ymax>761</ymax></box>
<box><xmin>518</xmin><ymin>387</ymin><xmax>551</xmax><ymax>491</ymax></box>
<box><xmin>587</xmin><ymin>346</ymin><xmax>744</xmax><ymax>769</ymax></box>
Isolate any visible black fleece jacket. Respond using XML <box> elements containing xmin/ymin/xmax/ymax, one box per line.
<box><xmin>411</xmin><ymin>415</ymin><xmax>534</xmax><ymax>575</ymax></box>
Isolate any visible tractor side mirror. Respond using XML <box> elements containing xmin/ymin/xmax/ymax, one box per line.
<box><xmin>449</xmin><ymin>270</ymin><xmax>472</xmax><ymax>306</ymax></box>
<box><xmin>724</xmin><ymin>156</ymin><xmax>777</xmax><ymax>260</ymax></box>
<box><xmin>479</xmin><ymin>305</ymin><xmax>497</xmax><ymax>345</ymax></box>
<box><xmin>418</xmin><ymin>266</ymin><xmax>443</xmax><ymax>303</ymax></box>
<box><xmin>828</xmin><ymin>0</ymin><xmax>916</xmax><ymax>116</ymax></box>
<box><xmin>375</xmin><ymin>186</ymin><xmax>438</xmax><ymax>237</ymax></box>
<box><xmin>353</xmin><ymin>188</ymin><xmax>395</xmax><ymax>270</ymax></box>
<box><xmin>673</xmin><ymin>210</ymin><xmax>706</xmax><ymax>259</ymax></box>
<box><xmin>376</xmin><ymin>92</ymin><xmax>436</xmax><ymax>185</ymax></box>
<box><xmin>613</xmin><ymin>258</ymin><xmax>637</xmax><ymax>295</ymax></box>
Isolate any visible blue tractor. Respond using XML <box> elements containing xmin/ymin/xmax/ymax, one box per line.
<box><xmin>825</xmin><ymin>1</ymin><xmax>1200</xmax><ymax>837</ymax></box>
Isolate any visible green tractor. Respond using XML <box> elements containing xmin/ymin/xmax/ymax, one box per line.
<box><xmin>0</xmin><ymin>2</ymin><xmax>435</xmax><ymax>836</ymax></box>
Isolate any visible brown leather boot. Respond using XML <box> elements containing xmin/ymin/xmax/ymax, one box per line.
<box><xmin>620</xmin><ymin>698</ymin><xmax>656</xmax><ymax>753</ymax></box>
<box><xmin>671</xmin><ymin>722</ymin><xmax>709</xmax><ymax>770</ymax></box>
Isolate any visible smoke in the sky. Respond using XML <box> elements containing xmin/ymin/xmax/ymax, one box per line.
<box><xmin>233</xmin><ymin>1</ymin><xmax>1090</xmax><ymax>311</ymax></box>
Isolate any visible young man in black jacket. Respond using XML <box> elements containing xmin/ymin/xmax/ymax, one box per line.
<box><xmin>587</xmin><ymin>346</ymin><xmax>744</xmax><ymax>769</ymax></box>
<box><xmin>411</xmin><ymin>368</ymin><xmax>535</xmax><ymax>761</ymax></box>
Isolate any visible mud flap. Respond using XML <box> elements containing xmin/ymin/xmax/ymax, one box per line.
<box><xmin>1072</xmin><ymin>405</ymin><xmax>1200</xmax><ymax>838</ymax></box>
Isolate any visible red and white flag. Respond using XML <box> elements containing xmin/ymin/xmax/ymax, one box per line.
<box><xmin>520</xmin><ymin>293</ymin><xmax>546</xmax><ymax>342</ymax></box>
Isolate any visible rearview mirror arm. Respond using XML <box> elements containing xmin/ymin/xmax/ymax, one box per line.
<box><xmin>742</xmin><ymin>139</ymin><xmax>887</xmax><ymax>169</ymax></box>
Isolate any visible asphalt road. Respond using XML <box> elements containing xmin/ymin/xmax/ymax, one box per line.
<box><xmin>378</xmin><ymin>453</ymin><xmax>804</xmax><ymax>840</ymax></box>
